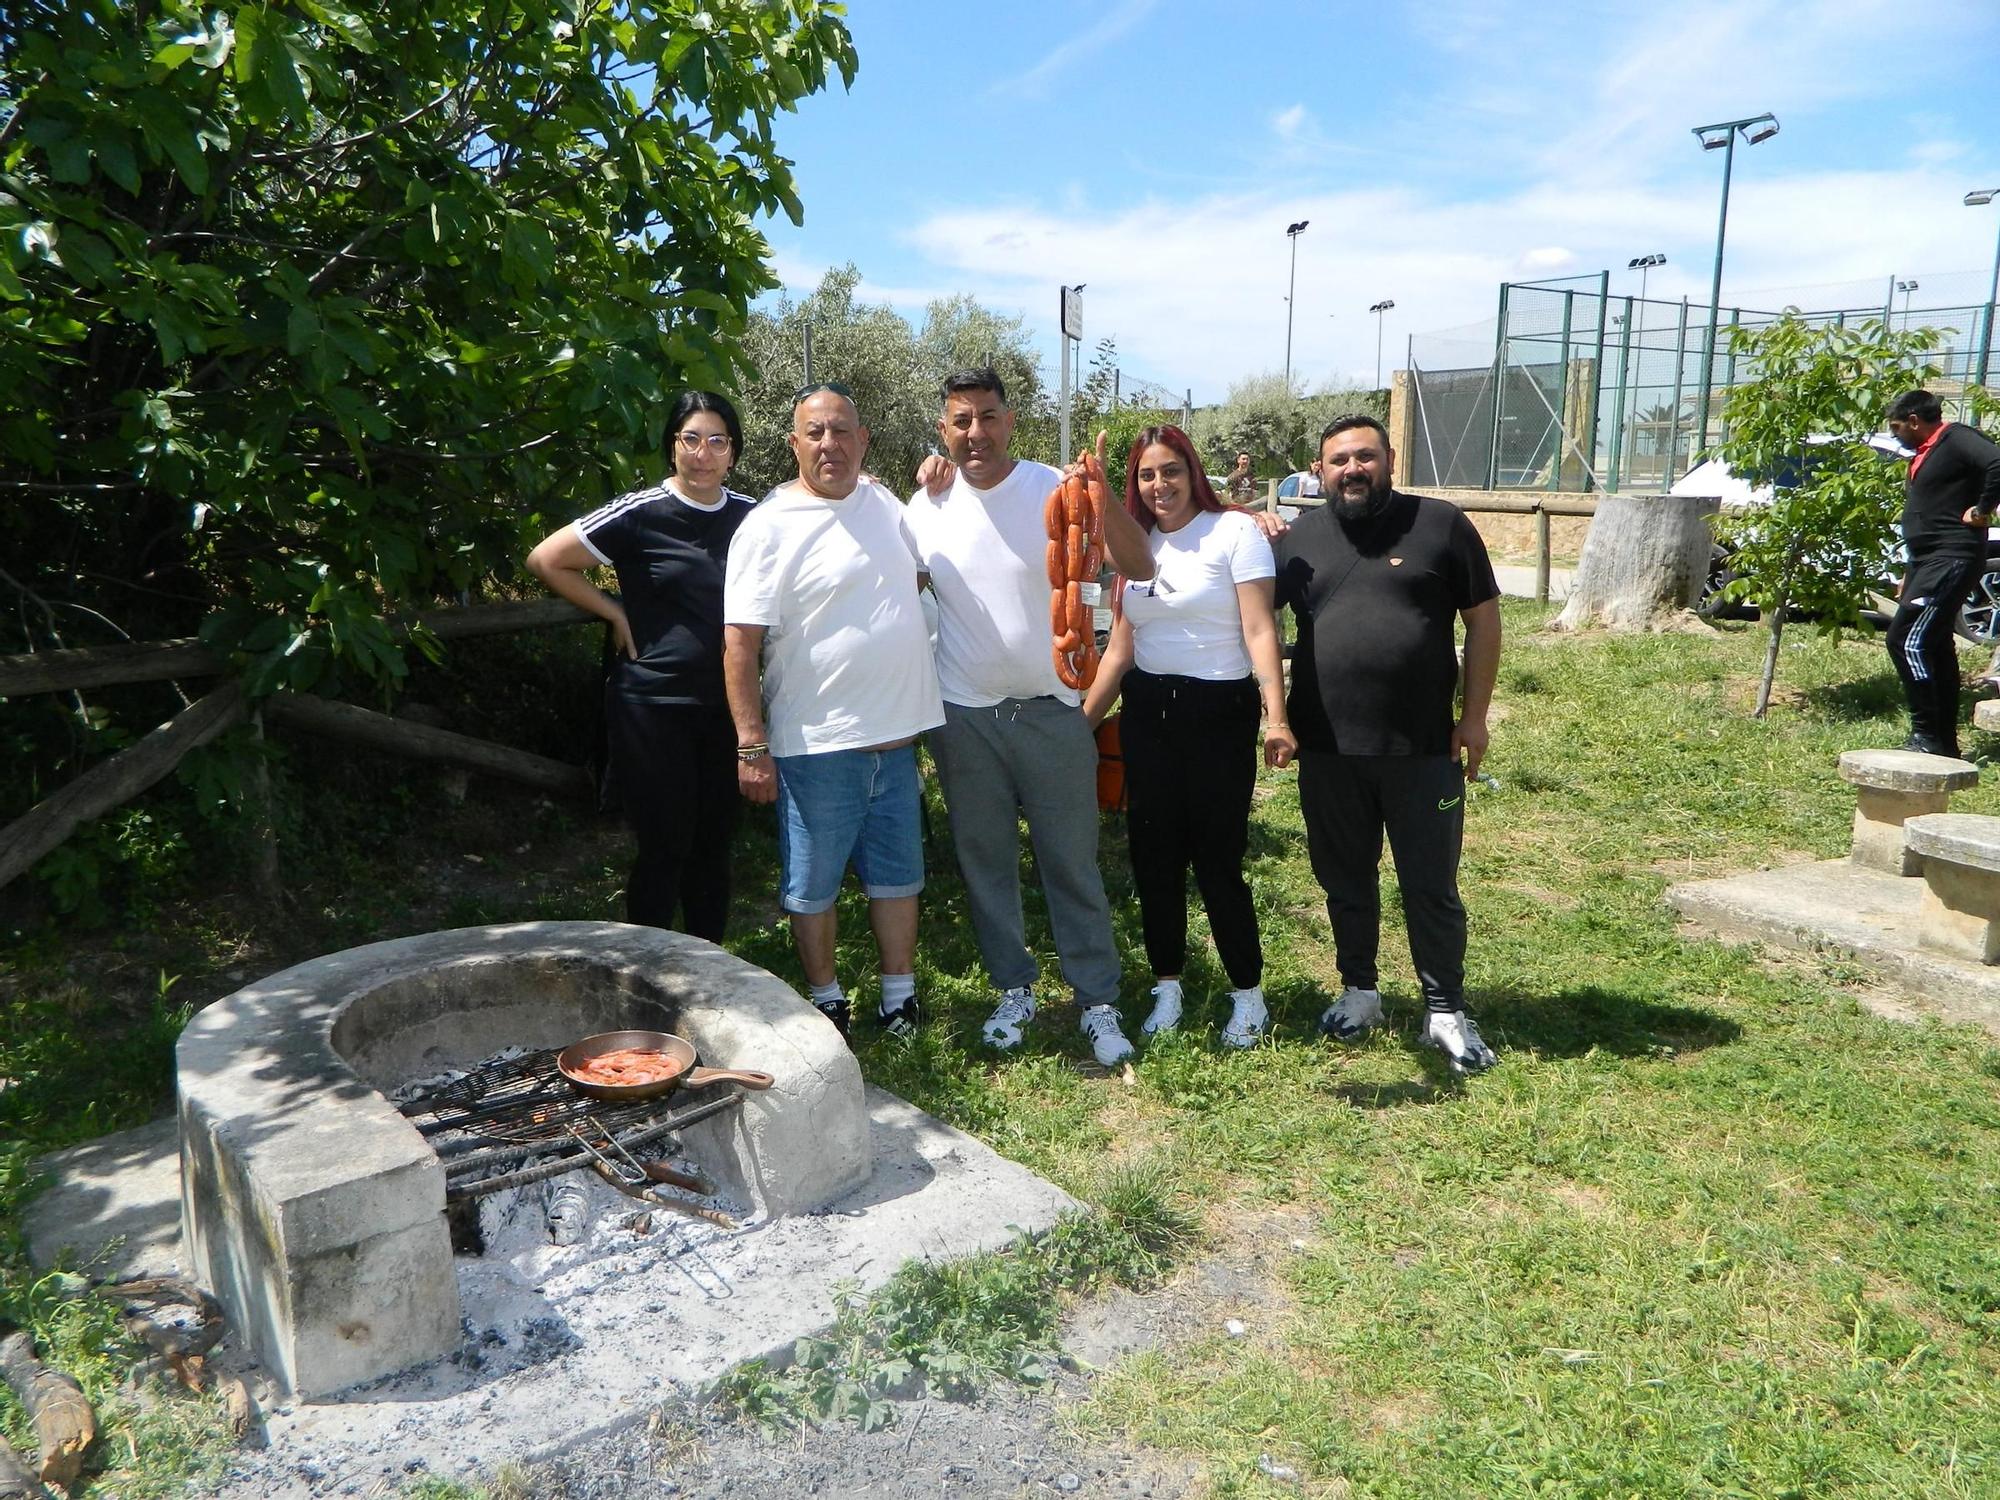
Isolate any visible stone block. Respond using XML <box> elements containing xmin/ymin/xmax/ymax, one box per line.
<box><xmin>1906</xmin><ymin>813</ymin><xmax>2000</xmax><ymax>965</ymax></box>
<box><xmin>1837</xmin><ymin>750</ymin><xmax>1979</xmax><ymax>876</ymax></box>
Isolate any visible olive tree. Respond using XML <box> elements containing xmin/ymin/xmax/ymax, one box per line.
<box><xmin>1710</xmin><ymin>316</ymin><xmax>1945</xmax><ymax>716</ymax></box>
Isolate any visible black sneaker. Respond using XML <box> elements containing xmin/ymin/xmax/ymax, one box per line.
<box><xmin>879</xmin><ymin>995</ymin><xmax>922</xmax><ymax>1040</ymax></box>
<box><xmin>813</xmin><ymin>996</ymin><xmax>852</xmax><ymax>1039</ymax></box>
<box><xmin>1901</xmin><ymin>735</ymin><xmax>1960</xmax><ymax>757</ymax></box>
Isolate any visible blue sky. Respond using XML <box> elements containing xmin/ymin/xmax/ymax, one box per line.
<box><xmin>758</xmin><ymin>0</ymin><xmax>2000</xmax><ymax>404</ymax></box>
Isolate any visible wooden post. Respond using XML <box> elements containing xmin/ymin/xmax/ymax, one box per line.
<box><xmin>1535</xmin><ymin>506</ymin><xmax>1552</xmax><ymax>604</ymax></box>
<box><xmin>246</xmin><ymin>707</ymin><xmax>283</xmax><ymax>908</ymax></box>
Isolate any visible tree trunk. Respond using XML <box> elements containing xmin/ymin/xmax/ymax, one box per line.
<box><xmin>1755</xmin><ymin>597</ymin><xmax>1788</xmax><ymax>717</ymax></box>
<box><xmin>1553</xmin><ymin>493</ymin><xmax>1721</xmax><ymax>631</ymax></box>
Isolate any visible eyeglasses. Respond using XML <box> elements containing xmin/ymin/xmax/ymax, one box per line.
<box><xmin>675</xmin><ymin>431</ymin><xmax>732</xmax><ymax>453</ymax></box>
<box><xmin>792</xmin><ymin>380</ymin><xmax>855</xmax><ymax>406</ymax></box>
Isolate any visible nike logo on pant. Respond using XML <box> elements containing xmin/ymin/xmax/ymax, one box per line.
<box><xmin>1437</xmin><ymin>796</ymin><xmax>1462</xmax><ymax>810</ymax></box>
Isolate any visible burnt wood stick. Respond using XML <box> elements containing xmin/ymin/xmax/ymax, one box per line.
<box><xmin>588</xmin><ymin>1163</ymin><xmax>737</xmax><ymax>1230</ymax></box>
<box><xmin>0</xmin><ymin>1329</ymin><xmax>95</xmax><ymax>1491</ymax></box>
<box><xmin>98</xmin><ymin>1278</ymin><xmax>227</xmax><ymax>1361</ymax></box>
<box><xmin>441</xmin><ymin>1096</ymin><xmax>741</xmax><ymax>1200</ymax></box>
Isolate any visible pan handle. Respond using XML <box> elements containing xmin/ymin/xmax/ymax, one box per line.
<box><xmin>684</xmin><ymin>1066</ymin><xmax>775</xmax><ymax>1092</ymax></box>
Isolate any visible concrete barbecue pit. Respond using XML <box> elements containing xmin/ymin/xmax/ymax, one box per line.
<box><xmin>177</xmin><ymin>921</ymin><xmax>870</xmax><ymax>1398</ymax></box>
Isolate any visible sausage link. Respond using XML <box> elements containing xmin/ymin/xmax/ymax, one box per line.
<box><xmin>1046</xmin><ymin>540</ymin><xmax>1066</xmax><ymax>589</ymax></box>
<box><xmin>1052</xmin><ymin>643</ymin><xmax>1084</xmax><ymax>689</ymax></box>
<box><xmin>1050</xmin><ymin>586</ymin><xmax>1068</xmax><ymax>637</ymax></box>
<box><xmin>1054</xmin><ymin>628</ymin><xmax>1081</xmax><ymax>653</ymax></box>
<box><xmin>1073</xmin><ymin>636</ymin><xmax>1099</xmax><ymax>690</ymax></box>
<box><xmin>1063</xmin><ymin>472</ymin><xmax>1087</xmax><ymax>531</ymax></box>
<box><xmin>1067</xmin><ymin>582</ymin><xmax>1087</xmax><ymax>638</ymax></box>
<box><xmin>1044</xmin><ymin>483</ymin><xmax>1066</xmax><ymax>538</ymax></box>
<box><xmin>1065</xmin><ymin>523</ymin><xmax>1085</xmax><ymax>580</ymax></box>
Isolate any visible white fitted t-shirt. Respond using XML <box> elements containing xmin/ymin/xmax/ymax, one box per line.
<box><xmin>1120</xmin><ymin>509</ymin><xmax>1275</xmax><ymax>680</ymax></box>
<box><xmin>723</xmin><ymin>479</ymin><xmax>944</xmax><ymax>756</ymax></box>
<box><xmin>903</xmin><ymin>459</ymin><xmax>1077</xmax><ymax>707</ymax></box>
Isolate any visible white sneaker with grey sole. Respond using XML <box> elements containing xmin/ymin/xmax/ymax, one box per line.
<box><xmin>1319</xmin><ymin>986</ymin><xmax>1383</xmax><ymax>1042</ymax></box>
<box><xmin>982</xmin><ymin>987</ymin><xmax>1036</xmax><ymax>1050</ymax></box>
<box><xmin>1079</xmin><ymin>1004</ymin><xmax>1135</xmax><ymax>1066</ymax></box>
<box><xmin>1141</xmin><ymin>982</ymin><xmax>1183</xmax><ymax>1036</ymax></box>
<box><xmin>1422</xmin><ymin>1010</ymin><xmax>1497</xmax><ymax>1074</ymax></box>
<box><xmin>1221</xmin><ymin>987</ymin><xmax>1267</xmax><ymax>1049</ymax></box>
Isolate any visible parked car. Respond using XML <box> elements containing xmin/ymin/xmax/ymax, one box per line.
<box><xmin>1674</xmin><ymin>438</ymin><xmax>2000</xmax><ymax>640</ymax></box>
<box><xmin>1276</xmin><ymin>470</ymin><xmax>1322</xmax><ymax>500</ymax></box>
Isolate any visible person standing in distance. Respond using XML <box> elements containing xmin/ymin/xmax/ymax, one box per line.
<box><xmin>1274</xmin><ymin>414</ymin><xmax>1502</xmax><ymax>1074</ymax></box>
<box><xmin>525</xmin><ymin>391</ymin><xmax>754</xmax><ymax>941</ymax></box>
<box><xmin>907</xmin><ymin>369</ymin><xmax>1159</xmax><ymax>1066</ymax></box>
<box><xmin>1884</xmin><ymin>390</ymin><xmax>2000</xmax><ymax>757</ymax></box>
<box><xmin>723</xmin><ymin>384</ymin><xmax>944</xmax><ymax>1040</ymax></box>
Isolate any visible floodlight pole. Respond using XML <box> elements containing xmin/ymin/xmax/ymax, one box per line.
<box><xmin>1283</xmin><ymin>220</ymin><xmax>1308</xmax><ymax>394</ymax></box>
<box><xmin>1369</xmin><ymin>299</ymin><xmax>1395</xmax><ymax>390</ymax></box>
<box><xmin>1970</xmin><ymin>189</ymin><xmax>2000</xmax><ymax>387</ymax></box>
<box><xmin>1692</xmin><ymin>113</ymin><xmax>1776</xmax><ymax>461</ymax></box>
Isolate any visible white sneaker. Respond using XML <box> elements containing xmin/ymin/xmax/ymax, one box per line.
<box><xmin>1319</xmin><ymin>986</ymin><xmax>1383</xmax><ymax>1042</ymax></box>
<box><xmin>1422</xmin><ymin>1010</ymin><xmax>1498</xmax><ymax>1075</ymax></box>
<box><xmin>1141</xmin><ymin>981</ymin><xmax>1183</xmax><ymax>1036</ymax></box>
<box><xmin>1221</xmin><ymin>987</ymin><xmax>1267</xmax><ymax>1049</ymax></box>
<box><xmin>1079</xmin><ymin>1004</ymin><xmax>1135</xmax><ymax>1067</ymax></box>
<box><xmin>982</xmin><ymin>986</ymin><xmax>1036</xmax><ymax>1050</ymax></box>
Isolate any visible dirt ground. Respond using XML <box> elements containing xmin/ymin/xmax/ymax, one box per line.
<box><xmin>491</xmin><ymin>1221</ymin><xmax>1320</xmax><ymax>1499</ymax></box>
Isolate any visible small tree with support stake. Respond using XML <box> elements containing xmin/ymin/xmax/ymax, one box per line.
<box><xmin>1710</xmin><ymin>316</ymin><xmax>1944</xmax><ymax>716</ymax></box>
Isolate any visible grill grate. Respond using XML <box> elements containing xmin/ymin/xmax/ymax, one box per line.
<box><xmin>397</xmin><ymin>1046</ymin><xmax>743</xmax><ymax>1203</ymax></box>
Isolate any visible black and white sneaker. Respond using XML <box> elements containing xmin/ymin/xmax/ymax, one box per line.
<box><xmin>813</xmin><ymin>996</ymin><xmax>852</xmax><ymax>1040</ymax></box>
<box><xmin>879</xmin><ymin>995</ymin><xmax>922</xmax><ymax>1040</ymax></box>
<box><xmin>1422</xmin><ymin>1010</ymin><xmax>1497</xmax><ymax>1075</ymax></box>
<box><xmin>1319</xmin><ymin>986</ymin><xmax>1383</xmax><ymax>1042</ymax></box>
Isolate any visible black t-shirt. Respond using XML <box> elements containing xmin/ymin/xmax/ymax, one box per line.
<box><xmin>1273</xmin><ymin>491</ymin><xmax>1499</xmax><ymax>755</ymax></box>
<box><xmin>1902</xmin><ymin>423</ymin><xmax>2000</xmax><ymax>559</ymax></box>
<box><xmin>576</xmin><ymin>482</ymin><xmax>756</xmax><ymax>705</ymax></box>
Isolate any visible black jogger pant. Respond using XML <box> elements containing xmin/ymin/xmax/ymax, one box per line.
<box><xmin>1887</xmin><ymin>551</ymin><xmax>1982</xmax><ymax>751</ymax></box>
<box><xmin>1298</xmin><ymin>750</ymin><xmax>1467</xmax><ymax>1013</ymax></box>
<box><xmin>602</xmin><ymin>694</ymin><xmax>738</xmax><ymax>940</ymax></box>
<box><xmin>1119</xmin><ymin>669</ymin><xmax>1264</xmax><ymax>991</ymax></box>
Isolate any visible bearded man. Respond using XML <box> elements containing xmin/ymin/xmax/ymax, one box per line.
<box><xmin>1271</xmin><ymin>414</ymin><xmax>1503</xmax><ymax>1074</ymax></box>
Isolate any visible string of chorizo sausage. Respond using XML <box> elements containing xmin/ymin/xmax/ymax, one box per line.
<box><xmin>1043</xmin><ymin>452</ymin><xmax>1109</xmax><ymax>689</ymax></box>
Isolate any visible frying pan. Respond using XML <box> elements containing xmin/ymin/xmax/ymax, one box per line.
<box><xmin>555</xmin><ymin>1029</ymin><xmax>775</xmax><ymax>1103</ymax></box>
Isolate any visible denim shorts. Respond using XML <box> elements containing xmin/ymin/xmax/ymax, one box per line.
<box><xmin>773</xmin><ymin>745</ymin><xmax>926</xmax><ymax>913</ymax></box>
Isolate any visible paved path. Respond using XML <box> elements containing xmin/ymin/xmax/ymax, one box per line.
<box><xmin>1494</xmin><ymin>564</ymin><xmax>1573</xmax><ymax>601</ymax></box>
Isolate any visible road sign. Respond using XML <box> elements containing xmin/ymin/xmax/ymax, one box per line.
<box><xmin>1061</xmin><ymin>284</ymin><xmax>1083</xmax><ymax>342</ymax></box>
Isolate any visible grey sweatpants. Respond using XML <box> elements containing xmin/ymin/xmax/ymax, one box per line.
<box><xmin>928</xmin><ymin>697</ymin><xmax>1124</xmax><ymax>1008</ymax></box>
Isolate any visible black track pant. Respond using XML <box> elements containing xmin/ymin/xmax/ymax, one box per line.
<box><xmin>1298</xmin><ymin>750</ymin><xmax>1467</xmax><ymax>1012</ymax></box>
<box><xmin>1887</xmin><ymin>551</ymin><xmax>1981</xmax><ymax>751</ymax></box>
<box><xmin>603</xmin><ymin>694</ymin><xmax>738</xmax><ymax>940</ymax></box>
<box><xmin>1119</xmin><ymin>669</ymin><xmax>1264</xmax><ymax>990</ymax></box>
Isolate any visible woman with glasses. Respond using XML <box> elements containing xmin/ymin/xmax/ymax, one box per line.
<box><xmin>527</xmin><ymin>391</ymin><xmax>754</xmax><ymax>940</ymax></box>
<box><xmin>1081</xmin><ymin>425</ymin><xmax>1296</xmax><ymax>1047</ymax></box>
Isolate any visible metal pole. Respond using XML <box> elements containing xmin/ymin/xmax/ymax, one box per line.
<box><xmin>1182</xmin><ymin>388</ymin><xmax>1191</xmax><ymax>431</ymax></box>
<box><xmin>1981</xmin><ymin>214</ymin><xmax>2000</xmax><ymax>387</ymax></box>
<box><xmin>1548</xmin><ymin>290</ymin><xmax>1574</xmax><ymax>493</ymax></box>
<box><xmin>1535</xmin><ymin>507</ymin><xmax>1551</xmax><ymax>604</ymax></box>
<box><xmin>1113</xmin><ymin>367</ymin><xmax>1120</xmax><ymax>408</ymax></box>
<box><xmin>1486</xmin><ymin>282</ymin><xmax>1510</xmax><ymax>489</ymax></box>
<box><xmin>1586</xmin><ymin>268</ymin><xmax>1610</xmax><ymax>493</ymax></box>
<box><xmin>1284</xmin><ymin>234</ymin><xmax>1299</xmax><ymax>394</ymax></box>
<box><xmin>1375</xmin><ymin>310</ymin><xmax>1385</xmax><ymax>390</ymax></box>
<box><xmin>1058</xmin><ymin>331</ymin><xmax>1071</xmax><ymax>463</ymax></box>
<box><xmin>1666</xmin><ymin>297</ymin><xmax>1689</xmax><ymax>488</ymax></box>
<box><xmin>1694</xmin><ymin>128</ymin><xmax>1736</xmax><ymax>462</ymax></box>
<box><xmin>1721</xmin><ymin>307</ymin><xmax>1742</xmax><ymax>445</ymax></box>
<box><xmin>1608</xmin><ymin>294</ymin><xmax>1633</xmax><ymax>492</ymax></box>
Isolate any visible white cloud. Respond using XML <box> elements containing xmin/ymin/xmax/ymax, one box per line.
<box><xmin>1271</xmin><ymin>104</ymin><xmax>1308</xmax><ymax>140</ymax></box>
<box><xmin>987</xmin><ymin>0</ymin><xmax>1158</xmax><ymax>98</ymax></box>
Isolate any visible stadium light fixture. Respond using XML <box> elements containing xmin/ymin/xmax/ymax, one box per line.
<box><xmin>1689</xmin><ymin>113</ymin><xmax>1779</xmax><ymax>453</ymax></box>
<box><xmin>1368</xmin><ymin>299</ymin><xmax>1395</xmax><ymax>390</ymax></box>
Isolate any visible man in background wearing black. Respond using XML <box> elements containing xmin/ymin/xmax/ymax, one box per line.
<box><xmin>1274</xmin><ymin>415</ymin><xmax>1502</xmax><ymax>1075</ymax></box>
<box><xmin>1885</xmin><ymin>390</ymin><xmax>2000</xmax><ymax>757</ymax></box>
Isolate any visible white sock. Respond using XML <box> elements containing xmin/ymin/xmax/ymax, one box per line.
<box><xmin>881</xmin><ymin>973</ymin><xmax>916</xmax><ymax>1013</ymax></box>
<box><xmin>808</xmin><ymin>980</ymin><xmax>844</xmax><ymax>1009</ymax></box>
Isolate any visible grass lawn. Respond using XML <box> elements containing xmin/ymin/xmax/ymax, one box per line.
<box><xmin>6</xmin><ymin>600</ymin><xmax>2000</xmax><ymax>1497</ymax></box>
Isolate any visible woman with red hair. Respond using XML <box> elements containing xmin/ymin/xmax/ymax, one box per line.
<box><xmin>1083</xmin><ymin>425</ymin><xmax>1296</xmax><ymax>1047</ymax></box>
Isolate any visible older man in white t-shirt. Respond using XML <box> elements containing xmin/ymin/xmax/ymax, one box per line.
<box><xmin>724</xmin><ymin>384</ymin><xmax>944</xmax><ymax>1041</ymax></box>
<box><xmin>905</xmin><ymin>368</ymin><xmax>1159</xmax><ymax>1066</ymax></box>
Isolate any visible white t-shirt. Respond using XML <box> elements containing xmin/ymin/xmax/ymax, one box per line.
<box><xmin>723</xmin><ymin>479</ymin><xmax>944</xmax><ymax>756</ymax></box>
<box><xmin>904</xmin><ymin>459</ymin><xmax>1077</xmax><ymax>707</ymax></box>
<box><xmin>1120</xmin><ymin>509</ymin><xmax>1275</xmax><ymax>680</ymax></box>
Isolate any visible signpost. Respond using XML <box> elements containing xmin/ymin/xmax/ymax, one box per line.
<box><xmin>1058</xmin><ymin>284</ymin><xmax>1083</xmax><ymax>462</ymax></box>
